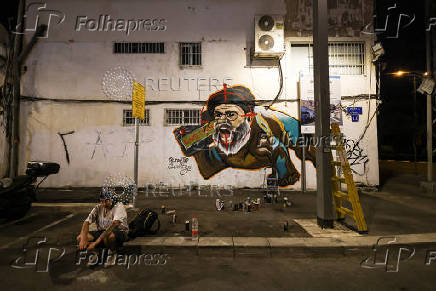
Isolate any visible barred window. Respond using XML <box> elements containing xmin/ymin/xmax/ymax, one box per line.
<box><xmin>165</xmin><ymin>109</ymin><xmax>201</xmax><ymax>126</ymax></box>
<box><xmin>114</xmin><ymin>42</ymin><xmax>165</xmax><ymax>54</ymax></box>
<box><xmin>293</xmin><ymin>42</ymin><xmax>365</xmax><ymax>75</ymax></box>
<box><xmin>179</xmin><ymin>42</ymin><xmax>202</xmax><ymax>66</ymax></box>
<box><xmin>123</xmin><ymin>109</ymin><xmax>150</xmax><ymax>126</ymax></box>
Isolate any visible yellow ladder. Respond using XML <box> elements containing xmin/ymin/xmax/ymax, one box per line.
<box><xmin>330</xmin><ymin>123</ymin><xmax>368</xmax><ymax>234</ymax></box>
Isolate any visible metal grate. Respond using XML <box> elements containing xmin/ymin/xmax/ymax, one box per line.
<box><xmin>305</xmin><ymin>42</ymin><xmax>365</xmax><ymax>75</ymax></box>
<box><xmin>165</xmin><ymin>109</ymin><xmax>201</xmax><ymax>126</ymax></box>
<box><xmin>114</xmin><ymin>42</ymin><xmax>165</xmax><ymax>54</ymax></box>
<box><xmin>179</xmin><ymin>42</ymin><xmax>202</xmax><ymax>66</ymax></box>
<box><xmin>123</xmin><ymin>109</ymin><xmax>150</xmax><ymax>126</ymax></box>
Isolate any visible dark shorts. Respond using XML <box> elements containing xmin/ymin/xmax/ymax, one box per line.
<box><xmin>89</xmin><ymin>230</ymin><xmax>129</xmax><ymax>247</ymax></box>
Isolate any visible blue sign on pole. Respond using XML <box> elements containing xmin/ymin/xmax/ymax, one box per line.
<box><xmin>347</xmin><ymin>107</ymin><xmax>363</xmax><ymax>115</ymax></box>
<box><xmin>352</xmin><ymin>114</ymin><xmax>359</xmax><ymax>122</ymax></box>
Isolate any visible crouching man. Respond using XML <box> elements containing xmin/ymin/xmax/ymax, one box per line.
<box><xmin>76</xmin><ymin>190</ymin><xmax>129</xmax><ymax>267</ymax></box>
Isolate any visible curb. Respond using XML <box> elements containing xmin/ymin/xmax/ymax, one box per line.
<box><xmin>122</xmin><ymin>234</ymin><xmax>436</xmax><ymax>258</ymax></box>
<box><xmin>124</xmin><ymin>233</ymin><xmax>436</xmax><ymax>249</ymax></box>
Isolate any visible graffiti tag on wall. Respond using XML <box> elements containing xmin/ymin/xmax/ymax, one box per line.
<box><xmin>344</xmin><ymin>138</ymin><xmax>368</xmax><ymax>175</ymax></box>
<box><xmin>168</xmin><ymin>157</ymin><xmax>192</xmax><ymax>175</ymax></box>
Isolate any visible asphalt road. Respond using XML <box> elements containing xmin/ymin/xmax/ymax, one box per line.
<box><xmin>1</xmin><ymin>205</ymin><xmax>436</xmax><ymax>290</ymax></box>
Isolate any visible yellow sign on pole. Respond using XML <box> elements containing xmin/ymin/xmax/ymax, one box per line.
<box><xmin>132</xmin><ymin>81</ymin><xmax>145</xmax><ymax>120</ymax></box>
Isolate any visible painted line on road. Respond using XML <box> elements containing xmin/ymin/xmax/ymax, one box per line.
<box><xmin>0</xmin><ymin>213</ymin><xmax>75</xmax><ymax>249</ymax></box>
<box><xmin>33</xmin><ymin>202</ymin><xmax>96</xmax><ymax>207</ymax></box>
<box><xmin>0</xmin><ymin>213</ymin><xmax>39</xmax><ymax>230</ymax></box>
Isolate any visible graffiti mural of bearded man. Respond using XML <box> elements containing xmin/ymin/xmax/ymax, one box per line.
<box><xmin>173</xmin><ymin>85</ymin><xmax>316</xmax><ymax>187</ymax></box>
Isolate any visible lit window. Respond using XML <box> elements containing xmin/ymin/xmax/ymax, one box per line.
<box><xmin>123</xmin><ymin>109</ymin><xmax>150</xmax><ymax>126</ymax></box>
<box><xmin>179</xmin><ymin>42</ymin><xmax>202</xmax><ymax>66</ymax></box>
<box><xmin>165</xmin><ymin>109</ymin><xmax>201</xmax><ymax>126</ymax></box>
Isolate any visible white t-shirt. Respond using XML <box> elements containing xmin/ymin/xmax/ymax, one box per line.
<box><xmin>85</xmin><ymin>202</ymin><xmax>129</xmax><ymax>233</ymax></box>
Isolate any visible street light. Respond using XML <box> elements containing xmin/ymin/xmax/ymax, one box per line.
<box><xmin>394</xmin><ymin>70</ymin><xmax>407</xmax><ymax>77</ymax></box>
<box><xmin>393</xmin><ymin>70</ymin><xmax>434</xmax><ymax>178</ymax></box>
<box><xmin>392</xmin><ymin>70</ymin><xmax>427</xmax><ymax>78</ymax></box>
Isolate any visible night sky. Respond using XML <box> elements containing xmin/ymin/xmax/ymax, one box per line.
<box><xmin>375</xmin><ymin>0</ymin><xmax>432</xmax><ymax>161</ymax></box>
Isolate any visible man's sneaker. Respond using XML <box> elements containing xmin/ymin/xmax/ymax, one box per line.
<box><xmin>86</xmin><ymin>251</ymin><xmax>99</xmax><ymax>268</ymax></box>
<box><xmin>104</xmin><ymin>251</ymin><xmax>117</xmax><ymax>268</ymax></box>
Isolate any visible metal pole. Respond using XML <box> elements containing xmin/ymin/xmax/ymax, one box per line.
<box><xmin>301</xmin><ymin>135</ymin><xmax>306</xmax><ymax>193</ymax></box>
<box><xmin>313</xmin><ymin>0</ymin><xmax>334</xmax><ymax>228</ymax></box>
<box><xmin>134</xmin><ymin>118</ymin><xmax>139</xmax><ymax>187</ymax></box>
<box><xmin>413</xmin><ymin>75</ymin><xmax>417</xmax><ymax>172</ymax></box>
<box><xmin>9</xmin><ymin>0</ymin><xmax>25</xmax><ymax>178</ymax></box>
<box><xmin>425</xmin><ymin>0</ymin><xmax>433</xmax><ymax>184</ymax></box>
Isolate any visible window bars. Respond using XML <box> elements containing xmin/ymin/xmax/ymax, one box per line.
<box><xmin>306</xmin><ymin>42</ymin><xmax>365</xmax><ymax>75</ymax></box>
<box><xmin>114</xmin><ymin>42</ymin><xmax>165</xmax><ymax>54</ymax></box>
<box><xmin>179</xmin><ymin>42</ymin><xmax>202</xmax><ymax>66</ymax></box>
<box><xmin>165</xmin><ymin>109</ymin><xmax>201</xmax><ymax>126</ymax></box>
<box><xmin>123</xmin><ymin>109</ymin><xmax>150</xmax><ymax>126</ymax></box>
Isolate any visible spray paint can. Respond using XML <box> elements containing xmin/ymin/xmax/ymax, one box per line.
<box><xmin>283</xmin><ymin>220</ymin><xmax>289</xmax><ymax>232</ymax></box>
<box><xmin>185</xmin><ymin>220</ymin><xmax>190</xmax><ymax>231</ymax></box>
<box><xmin>172</xmin><ymin>214</ymin><xmax>177</xmax><ymax>224</ymax></box>
<box><xmin>161</xmin><ymin>205</ymin><xmax>166</xmax><ymax>214</ymax></box>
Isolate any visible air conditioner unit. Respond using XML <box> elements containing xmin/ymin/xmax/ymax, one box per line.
<box><xmin>254</xmin><ymin>15</ymin><xmax>285</xmax><ymax>58</ymax></box>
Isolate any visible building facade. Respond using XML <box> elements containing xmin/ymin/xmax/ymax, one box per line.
<box><xmin>6</xmin><ymin>0</ymin><xmax>378</xmax><ymax>189</ymax></box>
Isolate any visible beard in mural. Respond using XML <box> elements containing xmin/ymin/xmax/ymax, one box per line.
<box><xmin>212</xmin><ymin>104</ymin><xmax>252</xmax><ymax>156</ymax></box>
<box><xmin>173</xmin><ymin>85</ymin><xmax>316</xmax><ymax>187</ymax></box>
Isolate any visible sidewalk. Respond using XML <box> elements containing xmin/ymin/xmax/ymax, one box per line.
<box><xmin>34</xmin><ymin>161</ymin><xmax>436</xmax><ymax>250</ymax></box>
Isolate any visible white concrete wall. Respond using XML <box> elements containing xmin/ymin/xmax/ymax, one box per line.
<box><xmin>19</xmin><ymin>0</ymin><xmax>378</xmax><ymax>188</ymax></box>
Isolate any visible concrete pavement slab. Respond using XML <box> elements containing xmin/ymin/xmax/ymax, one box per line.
<box><xmin>198</xmin><ymin>237</ymin><xmax>233</xmax><ymax>247</ymax></box>
<box><xmin>124</xmin><ymin>233</ymin><xmax>436</xmax><ymax>249</ymax></box>
<box><xmin>162</xmin><ymin>237</ymin><xmax>198</xmax><ymax>247</ymax></box>
<box><xmin>124</xmin><ymin>237</ymin><xmax>166</xmax><ymax>246</ymax></box>
<box><xmin>233</xmin><ymin>237</ymin><xmax>269</xmax><ymax>247</ymax></box>
<box><xmin>267</xmin><ymin>237</ymin><xmax>308</xmax><ymax>247</ymax></box>
<box><xmin>198</xmin><ymin>237</ymin><xmax>234</xmax><ymax>257</ymax></box>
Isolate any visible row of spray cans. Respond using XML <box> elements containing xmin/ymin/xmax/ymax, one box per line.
<box><xmin>231</xmin><ymin>197</ymin><xmax>261</xmax><ymax>212</ymax></box>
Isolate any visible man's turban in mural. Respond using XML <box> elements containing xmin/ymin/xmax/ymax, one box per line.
<box><xmin>173</xmin><ymin>84</ymin><xmax>316</xmax><ymax>186</ymax></box>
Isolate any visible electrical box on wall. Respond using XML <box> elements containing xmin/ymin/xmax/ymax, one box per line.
<box><xmin>254</xmin><ymin>15</ymin><xmax>285</xmax><ymax>58</ymax></box>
